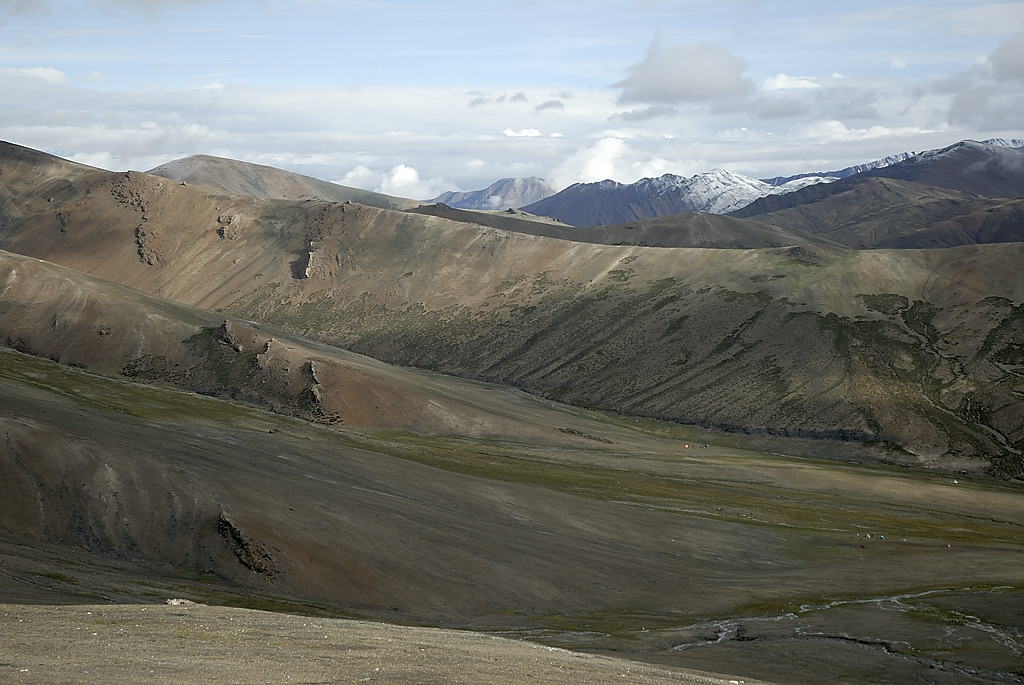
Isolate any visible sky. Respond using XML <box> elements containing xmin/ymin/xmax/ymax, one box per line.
<box><xmin>1</xmin><ymin>0</ymin><xmax>1022</xmax><ymax>198</ymax></box>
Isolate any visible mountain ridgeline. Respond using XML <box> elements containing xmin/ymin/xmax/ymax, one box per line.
<box><xmin>0</xmin><ymin>138</ymin><xmax>1022</xmax><ymax>477</ymax></box>
<box><xmin>427</xmin><ymin>176</ymin><xmax>555</xmax><ymax>210</ymax></box>
<box><xmin>510</xmin><ymin>138</ymin><xmax>1024</xmax><ymax>228</ymax></box>
<box><xmin>519</xmin><ymin>170</ymin><xmax>836</xmax><ymax>226</ymax></box>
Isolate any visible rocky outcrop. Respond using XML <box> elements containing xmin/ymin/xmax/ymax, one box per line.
<box><xmin>217</xmin><ymin>513</ymin><xmax>278</xmax><ymax>582</ymax></box>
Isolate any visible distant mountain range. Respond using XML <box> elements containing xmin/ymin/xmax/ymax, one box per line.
<box><xmin>518</xmin><ymin>170</ymin><xmax>836</xmax><ymax>227</ymax></box>
<box><xmin>759</xmin><ymin>151</ymin><xmax>918</xmax><ymax>186</ymax></box>
<box><xmin>433</xmin><ymin>138</ymin><xmax>1024</xmax><ymax>227</ymax></box>
<box><xmin>733</xmin><ymin>139</ymin><xmax>1024</xmax><ymax>219</ymax></box>
<box><xmin>428</xmin><ymin>176</ymin><xmax>555</xmax><ymax>210</ymax></box>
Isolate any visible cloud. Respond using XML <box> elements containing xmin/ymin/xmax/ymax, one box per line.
<box><xmin>0</xmin><ymin>67</ymin><xmax>67</xmax><ymax>84</ymax></box>
<box><xmin>548</xmin><ymin>135</ymin><xmax>690</xmax><ymax>189</ymax></box>
<box><xmin>989</xmin><ymin>31</ymin><xmax>1024</xmax><ymax>82</ymax></box>
<box><xmin>97</xmin><ymin>0</ymin><xmax>222</xmax><ymax>10</ymax></box>
<box><xmin>948</xmin><ymin>84</ymin><xmax>1023</xmax><ymax>128</ymax></box>
<box><xmin>2</xmin><ymin>0</ymin><xmax>217</xmax><ymax>13</ymax></box>
<box><xmin>890</xmin><ymin>57</ymin><xmax>908</xmax><ymax>69</ymax></box>
<box><xmin>813</xmin><ymin>85</ymin><xmax>880</xmax><ymax>120</ymax></box>
<box><xmin>797</xmin><ymin>120</ymin><xmax>932</xmax><ymax>143</ymax></box>
<box><xmin>752</xmin><ymin>95</ymin><xmax>808</xmax><ymax>119</ymax></box>
<box><xmin>469</xmin><ymin>92</ymin><xmax>530</xmax><ymax>107</ymax></box>
<box><xmin>503</xmin><ymin>128</ymin><xmax>542</xmax><ymax>137</ymax></box>
<box><xmin>551</xmin><ymin>136</ymin><xmax>628</xmax><ymax>187</ymax></box>
<box><xmin>0</xmin><ymin>38</ymin><xmax>1015</xmax><ymax>206</ymax></box>
<box><xmin>0</xmin><ymin>0</ymin><xmax>43</xmax><ymax>13</ymax></box>
<box><xmin>942</xmin><ymin>3</ymin><xmax>1024</xmax><ymax>34</ymax></box>
<box><xmin>613</xmin><ymin>41</ymin><xmax>754</xmax><ymax>104</ymax></box>
<box><xmin>761</xmin><ymin>74</ymin><xmax>820</xmax><ymax>91</ymax></box>
<box><xmin>535</xmin><ymin>100</ymin><xmax>564</xmax><ymax>112</ymax></box>
<box><xmin>937</xmin><ymin>32</ymin><xmax>1024</xmax><ymax>128</ymax></box>
<box><xmin>340</xmin><ymin>163</ymin><xmax>449</xmax><ymax>200</ymax></box>
<box><xmin>608</xmin><ymin>104</ymin><xmax>678</xmax><ymax>122</ymax></box>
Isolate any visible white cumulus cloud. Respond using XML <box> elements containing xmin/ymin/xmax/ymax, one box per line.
<box><xmin>340</xmin><ymin>163</ymin><xmax>449</xmax><ymax>200</ymax></box>
<box><xmin>761</xmin><ymin>74</ymin><xmax>821</xmax><ymax>91</ymax></box>
<box><xmin>503</xmin><ymin>128</ymin><xmax>542</xmax><ymax>137</ymax></box>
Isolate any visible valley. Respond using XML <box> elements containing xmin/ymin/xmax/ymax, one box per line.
<box><xmin>2</xmin><ymin>346</ymin><xmax>1022</xmax><ymax>683</ymax></box>
<box><xmin>0</xmin><ymin>139</ymin><xmax>1022</xmax><ymax>683</ymax></box>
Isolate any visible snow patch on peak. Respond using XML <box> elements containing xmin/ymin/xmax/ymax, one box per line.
<box><xmin>982</xmin><ymin>137</ymin><xmax>1024</xmax><ymax>149</ymax></box>
<box><xmin>633</xmin><ymin>168</ymin><xmax>838</xmax><ymax>214</ymax></box>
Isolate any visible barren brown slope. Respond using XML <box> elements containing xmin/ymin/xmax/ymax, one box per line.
<box><xmin>0</xmin><ymin>142</ymin><xmax>105</xmax><ymax>237</ymax></box>
<box><xmin>733</xmin><ymin>176</ymin><xmax>1024</xmax><ymax>248</ymax></box>
<box><xmin>408</xmin><ymin>202</ymin><xmax>841</xmax><ymax>248</ymax></box>
<box><xmin>734</xmin><ymin>140</ymin><xmax>1024</xmax><ymax>224</ymax></box>
<box><xmin>1</xmin><ymin>145</ymin><xmax>1023</xmax><ymax>474</ymax></box>
<box><xmin>148</xmin><ymin>153</ymin><xmax>418</xmax><ymax>210</ymax></box>
<box><xmin>0</xmin><ymin>248</ymin><xmax>641</xmax><ymax>444</ymax></box>
<box><xmin>2</xmin><ymin>340</ymin><xmax>1023</xmax><ymax>684</ymax></box>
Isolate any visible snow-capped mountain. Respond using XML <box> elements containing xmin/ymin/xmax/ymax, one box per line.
<box><xmin>981</xmin><ymin>137</ymin><xmax>1024</xmax><ymax>149</ymax></box>
<box><xmin>762</xmin><ymin>138</ymin><xmax>1023</xmax><ymax>186</ymax></box>
<box><xmin>733</xmin><ymin>138</ymin><xmax>1024</xmax><ymax>219</ymax></box>
<box><xmin>855</xmin><ymin>139</ymin><xmax>1024</xmax><ymax>198</ymax></box>
<box><xmin>457</xmin><ymin>138</ymin><xmax>1024</xmax><ymax>228</ymax></box>
<box><xmin>428</xmin><ymin>177</ymin><xmax>555</xmax><ymax>210</ymax></box>
<box><xmin>761</xmin><ymin>152</ymin><xmax>917</xmax><ymax>186</ymax></box>
<box><xmin>520</xmin><ymin>170</ymin><xmax>838</xmax><ymax>227</ymax></box>
<box><xmin>637</xmin><ymin>170</ymin><xmax>837</xmax><ymax>214</ymax></box>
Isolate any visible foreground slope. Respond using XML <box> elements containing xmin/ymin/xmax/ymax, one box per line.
<box><xmin>1</xmin><ymin>141</ymin><xmax>1022</xmax><ymax>473</ymax></box>
<box><xmin>2</xmin><ymin>603</ymin><xmax>742</xmax><ymax>685</ymax></box>
<box><xmin>1</xmin><ymin>303</ymin><xmax>1022</xmax><ymax>683</ymax></box>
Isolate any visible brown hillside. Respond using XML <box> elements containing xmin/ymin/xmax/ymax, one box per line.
<box><xmin>0</xmin><ymin>249</ymin><xmax>629</xmax><ymax>443</ymax></box>
<box><xmin>735</xmin><ymin>177</ymin><xmax>1024</xmax><ymax>248</ymax></box>
<box><xmin>1</xmin><ymin>142</ymin><xmax>1023</xmax><ymax>473</ymax></box>
<box><xmin>409</xmin><ymin>202</ymin><xmax>841</xmax><ymax>248</ymax></box>
<box><xmin>2</xmin><ymin>343</ymin><xmax>1023</xmax><ymax>683</ymax></box>
<box><xmin>147</xmin><ymin>154</ymin><xmax>418</xmax><ymax>210</ymax></box>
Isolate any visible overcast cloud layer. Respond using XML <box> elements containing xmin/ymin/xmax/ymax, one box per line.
<box><xmin>1</xmin><ymin>0</ymin><xmax>1022</xmax><ymax>198</ymax></box>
